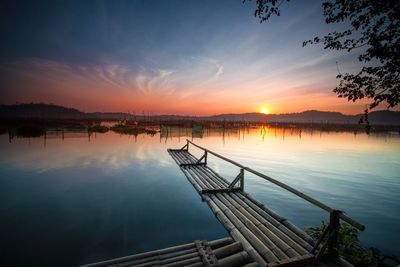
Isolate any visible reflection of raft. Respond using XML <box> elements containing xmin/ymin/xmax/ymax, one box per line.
<box><xmin>160</xmin><ymin>125</ymin><xmax>169</xmax><ymax>132</ymax></box>
<box><xmin>160</xmin><ymin>126</ymin><xmax>191</xmax><ymax>138</ymax></box>
<box><xmin>192</xmin><ymin>124</ymin><xmax>203</xmax><ymax>138</ymax></box>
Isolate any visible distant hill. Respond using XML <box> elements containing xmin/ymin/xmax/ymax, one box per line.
<box><xmin>1</xmin><ymin>103</ymin><xmax>399</xmax><ymax>125</ymax></box>
<box><xmin>208</xmin><ymin>110</ymin><xmax>400</xmax><ymax>125</ymax></box>
<box><xmin>208</xmin><ymin>110</ymin><xmax>352</xmax><ymax>123</ymax></box>
<box><xmin>0</xmin><ymin>103</ymin><xmax>84</xmax><ymax>119</ymax></box>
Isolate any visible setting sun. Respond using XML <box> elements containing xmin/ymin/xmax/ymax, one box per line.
<box><xmin>260</xmin><ymin>107</ymin><xmax>270</xmax><ymax>114</ymax></box>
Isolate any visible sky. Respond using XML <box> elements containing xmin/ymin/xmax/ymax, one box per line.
<box><xmin>0</xmin><ymin>0</ymin><xmax>376</xmax><ymax>115</ymax></box>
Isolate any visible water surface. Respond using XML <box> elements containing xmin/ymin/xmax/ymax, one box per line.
<box><xmin>0</xmin><ymin>127</ymin><xmax>399</xmax><ymax>266</ymax></box>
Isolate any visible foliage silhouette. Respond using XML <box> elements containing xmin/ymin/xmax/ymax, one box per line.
<box><xmin>111</xmin><ymin>124</ymin><xmax>157</xmax><ymax>136</ymax></box>
<box><xmin>88</xmin><ymin>125</ymin><xmax>109</xmax><ymax>133</ymax></box>
<box><xmin>246</xmin><ymin>0</ymin><xmax>400</xmax><ymax>113</ymax></box>
<box><xmin>307</xmin><ymin>222</ymin><xmax>399</xmax><ymax>266</ymax></box>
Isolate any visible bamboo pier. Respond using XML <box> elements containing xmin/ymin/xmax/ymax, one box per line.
<box><xmin>167</xmin><ymin>140</ymin><xmax>364</xmax><ymax>266</ymax></box>
<box><xmin>84</xmin><ymin>140</ymin><xmax>364</xmax><ymax>267</ymax></box>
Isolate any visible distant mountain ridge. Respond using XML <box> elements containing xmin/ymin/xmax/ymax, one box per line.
<box><xmin>0</xmin><ymin>103</ymin><xmax>84</xmax><ymax>119</ymax></box>
<box><xmin>207</xmin><ymin>110</ymin><xmax>400</xmax><ymax>125</ymax></box>
<box><xmin>1</xmin><ymin>103</ymin><xmax>400</xmax><ymax>125</ymax></box>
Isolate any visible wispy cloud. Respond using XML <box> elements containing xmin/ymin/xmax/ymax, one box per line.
<box><xmin>135</xmin><ymin>67</ymin><xmax>175</xmax><ymax>94</ymax></box>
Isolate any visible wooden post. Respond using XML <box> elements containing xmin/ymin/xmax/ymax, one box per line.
<box><xmin>44</xmin><ymin>129</ymin><xmax>47</xmax><ymax>147</ymax></box>
<box><xmin>239</xmin><ymin>168</ymin><xmax>244</xmax><ymax>191</ymax></box>
<box><xmin>228</xmin><ymin>168</ymin><xmax>244</xmax><ymax>190</ymax></box>
<box><xmin>328</xmin><ymin>210</ymin><xmax>341</xmax><ymax>255</ymax></box>
<box><xmin>179</xmin><ymin>140</ymin><xmax>189</xmax><ymax>151</ymax></box>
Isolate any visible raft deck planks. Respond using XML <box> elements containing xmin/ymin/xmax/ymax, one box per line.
<box><xmin>168</xmin><ymin>148</ymin><xmax>316</xmax><ymax>266</ymax></box>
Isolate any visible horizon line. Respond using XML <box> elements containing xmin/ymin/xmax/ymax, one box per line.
<box><xmin>1</xmin><ymin>102</ymin><xmax>396</xmax><ymax>117</ymax></box>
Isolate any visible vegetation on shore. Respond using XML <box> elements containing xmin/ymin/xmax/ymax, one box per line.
<box><xmin>0</xmin><ymin>127</ymin><xmax>7</xmax><ymax>135</ymax></box>
<box><xmin>0</xmin><ymin>119</ymin><xmax>158</xmax><ymax>138</ymax></box>
<box><xmin>88</xmin><ymin>125</ymin><xmax>109</xmax><ymax>133</ymax></box>
<box><xmin>306</xmin><ymin>222</ymin><xmax>399</xmax><ymax>267</ymax></box>
<box><xmin>15</xmin><ymin>126</ymin><xmax>46</xmax><ymax>138</ymax></box>
<box><xmin>110</xmin><ymin>124</ymin><xmax>157</xmax><ymax>135</ymax></box>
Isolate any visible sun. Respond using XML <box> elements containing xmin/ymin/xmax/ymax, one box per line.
<box><xmin>260</xmin><ymin>107</ymin><xmax>270</xmax><ymax>115</ymax></box>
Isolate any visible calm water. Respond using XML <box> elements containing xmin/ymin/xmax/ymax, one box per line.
<box><xmin>0</xmin><ymin>127</ymin><xmax>399</xmax><ymax>266</ymax></box>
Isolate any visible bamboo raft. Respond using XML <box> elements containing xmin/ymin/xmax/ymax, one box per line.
<box><xmin>166</xmin><ymin>140</ymin><xmax>365</xmax><ymax>267</ymax></box>
<box><xmin>84</xmin><ymin>140</ymin><xmax>364</xmax><ymax>267</ymax></box>
<box><xmin>82</xmin><ymin>237</ymin><xmax>259</xmax><ymax>267</ymax></box>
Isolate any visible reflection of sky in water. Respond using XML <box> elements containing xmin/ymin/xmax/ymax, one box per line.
<box><xmin>2</xmin><ymin>134</ymin><xmax>172</xmax><ymax>172</ymax></box>
<box><xmin>0</xmin><ymin>128</ymin><xmax>399</xmax><ymax>266</ymax></box>
<box><xmin>190</xmin><ymin>128</ymin><xmax>400</xmax><ymax>257</ymax></box>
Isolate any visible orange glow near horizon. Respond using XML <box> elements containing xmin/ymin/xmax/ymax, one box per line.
<box><xmin>2</xmin><ymin>59</ymin><xmax>397</xmax><ymax>116</ymax></box>
<box><xmin>260</xmin><ymin>107</ymin><xmax>270</xmax><ymax>114</ymax></box>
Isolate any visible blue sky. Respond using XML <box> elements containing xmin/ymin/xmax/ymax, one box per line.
<box><xmin>0</xmin><ymin>0</ymin><xmax>369</xmax><ymax>114</ymax></box>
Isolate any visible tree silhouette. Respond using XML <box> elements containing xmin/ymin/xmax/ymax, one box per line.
<box><xmin>247</xmin><ymin>0</ymin><xmax>400</xmax><ymax>112</ymax></box>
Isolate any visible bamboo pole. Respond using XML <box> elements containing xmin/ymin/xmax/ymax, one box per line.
<box><xmin>199</xmin><ymin>166</ymin><xmax>228</xmax><ymax>187</ymax></box>
<box><xmin>172</xmin><ymin>151</ymin><xmax>189</xmax><ymax>164</ymax></box>
<box><xmin>189</xmin><ymin>168</ymin><xmax>221</xmax><ymax>190</ymax></box>
<box><xmin>178</xmin><ymin>149</ymin><xmax>196</xmax><ymax>163</ymax></box>
<box><xmin>208</xmin><ymin>237</ymin><xmax>234</xmax><ymax>249</ymax></box>
<box><xmin>242</xmin><ymin>263</ymin><xmax>259</xmax><ymax>267</ymax></box>
<box><xmin>172</xmin><ymin>149</ymin><xmax>192</xmax><ymax>164</ymax></box>
<box><xmin>186</xmin><ymin>169</ymin><xmax>208</xmax><ymax>190</ymax></box>
<box><xmin>167</xmin><ymin>151</ymin><xmax>181</xmax><ymax>165</ymax></box>
<box><xmin>122</xmin><ymin>252</ymin><xmax>199</xmax><ymax>267</ymax></box>
<box><xmin>110</xmin><ymin>246</ymin><xmax>198</xmax><ymax>266</ymax></box>
<box><xmin>213</xmin><ymin>241</ymin><xmax>243</xmax><ymax>259</ymax></box>
<box><xmin>267</xmin><ymin>254</ymin><xmax>315</xmax><ymax>267</ymax></box>
<box><xmin>158</xmin><ymin>256</ymin><xmax>202</xmax><ymax>267</ymax></box>
<box><xmin>192</xmin><ymin>167</ymin><xmax>221</xmax><ymax>190</ymax></box>
<box><xmin>155</xmin><ymin>252</ymin><xmax>199</xmax><ymax>266</ymax></box>
<box><xmin>173</xmin><ymin>152</ymin><xmax>190</xmax><ymax>166</ymax></box>
<box><xmin>81</xmin><ymin>242</ymin><xmax>195</xmax><ymax>267</ymax></box>
<box><xmin>184</xmin><ymin>263</ymin><xmax>204</xmax><ymax>267</ymax></box>
<box><xmin>117</xmin><ymin>248</ymin><xmax>198</xmax><ymax>266</ymax></box>
<box><xmin>181</xmin><ymin>169</ymin><xmax>206</xmax><ymax>195</ymax></box>
<box><xmin>218</xmin><ymin>251</ymin><xmax>250</xmax><ymax>267</ymax></box>
<box><xmin>168</xmin><ymin>150</ymin><xmax>186</xmax><ymax>165</ymax></box>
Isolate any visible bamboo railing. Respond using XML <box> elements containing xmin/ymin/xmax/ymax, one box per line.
<box><xmin>184</xmin><ymin>139</ymin><xmax>364</xmax><ymax>230</ymax></box>
<box><xmin>180</xmin><ymin>139</ymin><xmax>365</xmax><ymax>260</ymax></box>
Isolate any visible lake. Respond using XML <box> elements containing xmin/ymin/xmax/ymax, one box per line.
<box><xmin>0</xmin><ymin>126</ymin><xmax>399</xmax><ymax>266</ymax></box>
